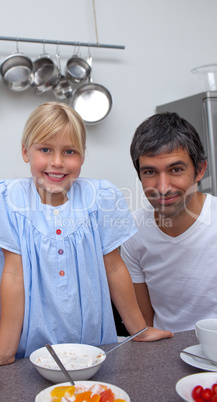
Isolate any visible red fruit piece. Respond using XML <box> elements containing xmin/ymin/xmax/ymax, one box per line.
<box><xmin>212</xmin><ymin>384</ymin><xmax>217</xmax><ymax>395</ymax></box>
<box><xmin>202</xmin><ymin>387</ymin><xmax>214</xmax><ymax>401</ymax></box>
<box><xmin>100</xmin><ymin>388</ymin><xmax>115</xmax><ymax>402</ymax></box>
<box><xmin>192</xmin><ymin>385</ymin><xmax>203</xmax><ymax>400</ymax></box>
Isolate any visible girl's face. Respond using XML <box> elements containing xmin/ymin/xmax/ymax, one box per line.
<box><xmin>22</xmin><ymin>129</ymin><xmax>84</xmax><ymax>206</ymax></box>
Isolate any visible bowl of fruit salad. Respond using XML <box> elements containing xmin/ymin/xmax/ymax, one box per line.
<box><xmin>35</xmin><ymin>380</ymin><xmax>130</xmax><ymax>401</ymax></box>
<box><xmin>30</xmin><ymin>343</ymin><xmax>106</xmax><ymax>383</ymax></box>
<box><xmin>175</xmin><ymin>372</ymin><xmax>217</xmax><ymax>401</ymax></box>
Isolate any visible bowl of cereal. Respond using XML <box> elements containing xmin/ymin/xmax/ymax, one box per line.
<box><xmin>29</xmin><ymin>343</ymin><xmax>106</xmax><ymax>383</ymax></box>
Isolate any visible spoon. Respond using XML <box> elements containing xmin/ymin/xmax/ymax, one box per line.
<box><xmin>45</xmin><ymin>344</ymin><xmax>75</xmax><ymax>385</ymax></box>
<box><xmin>103</xmin><ymin>327</ymin><xmax>148</xmax><ymax>357</ymax></box>
<box><xmin>180</xmin><ymin>349</ymin><xmax>217</xmax><ymax>366</ymax></box>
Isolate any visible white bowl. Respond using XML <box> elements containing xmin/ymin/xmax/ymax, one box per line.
<box><xmin>176</xmin><ymin>372</ymin><xmax>217</xmax><ymax>401</ymax></box>
<box><xmin>29</xmin><ymin>343</ymin><xmax>106</xmax><ymax>383</ymax></box>
<box><xmin>35</xmin><ymin>380</ymin><xmax>131</xmax><ymax>401</ymax></box>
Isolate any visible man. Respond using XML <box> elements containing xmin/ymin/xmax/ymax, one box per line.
<box><xmin>121</xmin><ymin>112</ymin><xmax>217</xmax><ymax>333</ymax></box>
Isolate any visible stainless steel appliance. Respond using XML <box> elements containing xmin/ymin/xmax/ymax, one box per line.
<box><xmin>156</xmin><ymin>91</ymin><xmax>217</xmax><ymax>195</ymax></box>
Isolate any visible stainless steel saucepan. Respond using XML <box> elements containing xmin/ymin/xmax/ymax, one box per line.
<box><xmin>65</xmin><ymin>54</ymin><xmax>91</xmax><ymax>84</ymax></box>
<box><xmin>70</xmin><ymin>56</ymin><xmax>112</xmax><ymax>124</ymax></box>
<box><xmin>53</xmin><ymin>51</ymin><xmax>73</xmax><ymax>100</ymax></box>
<box><xmin>31</xmin><ymin>53</ymin><xmax>60</xmax><ymax>94</ymax></box>
<box><xmin>0</xmin><ymin>53</ymin><xmax>33</xmax><ymax>92</ymax></box>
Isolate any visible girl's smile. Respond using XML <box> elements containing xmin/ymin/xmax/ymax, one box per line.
<box><xmin>43</xmin><ymin>172</ymin><xmax>67</xmax><ymax>182</ymax></box>
<box><xmin>22</xmin><ymin>129</ymin><xmax>84</xmax><ymax>206</ymax></box>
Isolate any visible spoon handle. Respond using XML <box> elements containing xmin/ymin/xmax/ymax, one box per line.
<box><xmin>105</xmin><ymin>327</ymin><xmax>148</xmax><ymax>356</ymax></box>
<box><xmin>45</xmin><ymin>344</ymin><xmax>75</xmax><ymax>385</ymax></box>
<box><xmin>180</xmin><ymin>350</ymin><xmax>217</xmax><ymax>366</ymax></box>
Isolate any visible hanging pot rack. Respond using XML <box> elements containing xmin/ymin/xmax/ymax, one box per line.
<box><xmin>0</xmin><ymin>35</ymin><xmax>125</xmax><ymax>50</ymax></box>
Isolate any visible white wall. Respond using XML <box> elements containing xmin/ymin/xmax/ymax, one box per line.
<box><xmin>0</xmin><ymin>0</ymin><xmax>217</xmax><ymax>209</ymax></box>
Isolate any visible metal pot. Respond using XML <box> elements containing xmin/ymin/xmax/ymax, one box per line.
<box><xmin>70</xmin><ymin>82</ymin><xmax>113</xmax><ymax>124</ymax></box>
<box><xmin>31</xmin><ymin>54</ymin><xmax>60</xmax><ymax>93</ymax></box>
<box><xmin>53</xmin><ymin>75</ymin><xmax>73</xmax><ymax>100</ymax></box>
<box><xmin>52</xmin><ymin>51</ymin><xmax>73</xmax><ymax>100</ymax></box>
<box><xmin>65</xmin><ymin>55</ymin><xmax>91</xmax><ymax>83</ymax></box>
<box><xmin>0</xmin><ymin>53</ymin><xmax>33</xmax><ymax>91</ymax></box>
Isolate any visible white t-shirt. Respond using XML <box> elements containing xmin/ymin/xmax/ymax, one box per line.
<box><xmin>121</xmin><ymin>193</ymin><xmax>217</xmax><ymax>333</ymax></box>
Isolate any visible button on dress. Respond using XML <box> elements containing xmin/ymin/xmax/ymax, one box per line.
<box><xmin>0</xmin><ymin>177</ymin><xmax>137</xmax><ymax>358</ymax></box>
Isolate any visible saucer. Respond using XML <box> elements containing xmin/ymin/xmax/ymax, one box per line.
<box><xmin>180</xmin><ymin>344</ymin><xmax>217</xmax><ymax>371</ymax></box>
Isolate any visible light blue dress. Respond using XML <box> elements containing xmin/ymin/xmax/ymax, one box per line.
<box><xmin>0</xmin><ymin>177</ymin><xmax>137</xmax><ymax>358</ymax></box>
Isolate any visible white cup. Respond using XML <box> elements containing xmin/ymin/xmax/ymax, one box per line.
<box><xmin>196</xmin><ymin>318</ymin><xmax>217</xmax><ymax>362</ymax></box>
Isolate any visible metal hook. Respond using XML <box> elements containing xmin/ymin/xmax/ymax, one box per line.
<box><xmin>16</xmin><ymin>37</ymin><xmax>19</xmax><ymax>53</ymax></box>
<box><xmin>73</xmin><ymin>42</ymin><xmax>79</xmax><ymax>55</ymax></box>
<box><xmin>56</xmin><ymin>41</ymin><xmax>60</xmax><ymax>56</ymax></box>
<box><xmin>42</xmin><ymin>40</ymin><xmax>46</xmax><ymax>54</ymax></box>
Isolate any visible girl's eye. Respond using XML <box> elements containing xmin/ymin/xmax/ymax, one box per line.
<box><xmin>41</xmin><ymin>148</ymin><xmax>50</xmax><ymax>153</ymax></box>
<box><xmin>65</xmin><ymin>149</ymin><xmax>75</xmax><ymax>155</ymax></box>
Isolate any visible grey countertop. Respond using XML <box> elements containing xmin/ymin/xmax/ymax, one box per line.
<box><xmin>0</xmin><ymin>330</ymin><xmax>202</xmax><ymax>402</ymax></box>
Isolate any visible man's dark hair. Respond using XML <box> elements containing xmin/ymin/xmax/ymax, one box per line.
<box><xmin>130</xmin><ymin>112</ymin><xmax>207</xmax><ymax>180</ymax></box>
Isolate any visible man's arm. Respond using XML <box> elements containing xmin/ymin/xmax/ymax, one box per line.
<box><xmin>0</xmin><ymin>249</ymin><xmax>24</xmax><ymax>365</ymax></box>
<box><xmin>134</xmin><ymin>282</ymin><xmax>154</xmax><ymax>327</ymax></box>
<box><xmin>104</xmin><ymin>248</ymin><xmax>173</xmax><ymax>341</ymax></box>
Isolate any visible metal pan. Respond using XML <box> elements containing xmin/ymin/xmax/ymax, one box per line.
<box><xmin>0</xmin><ymin>53</ymin><xmax>33</xmax><ymax>91</ymax></box>
<box><xmin>65</xmin><ymin>55</ymin><xmax>91</xmax><ymax>83</ymax></box>
<box><xmin>31</xmin><ymin>54</ymin><xmax>60</xmax><ymax>93</ymax></box>
<box><xmin>53</xmin><ymin>75</ymin><xmax>73</xmax><ymax>100</ymax></box>
<box><xmin>52</xmin><ymin>51</ymin><xmax>73</xmax><ymax>100</ymax></box>
<box><xmin>70</xmin><ymin>82</ymin><xmax>113</xmax><ymax>124</ymax></box>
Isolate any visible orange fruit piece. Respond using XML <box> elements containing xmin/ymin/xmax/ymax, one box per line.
<box><xmin>91</xmin><ymin>394</ymin><xmax>101</xmax><ymax>402</ymax></box>
<box><xmin>115</xmin><ymin>399</ymin><xmax>126</xmax><ymax>402</ymax></box>
<box><xmin>75</xmin><ymin>391</ymin><xmax>92</xmax><ymax>401</ymax></box>
<box><xmin>75</xmin><ymin>391</ymin><xmax>101</xmax><ymax>401</ymax></box>
<box><xmin>50</xmin><ymin>385</ymin><xmax>75</xmax><ymax>401</ymax></box>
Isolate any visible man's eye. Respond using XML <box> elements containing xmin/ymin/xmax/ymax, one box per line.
<box><xmin>144</xmin><ymin>170</ymin><xmax>155</xmax><ymax>175</ymax></box>
<box><xmin>172</xmin><ymin>167</ymin><xmax>182</xmax><ymax>173</ymax></box>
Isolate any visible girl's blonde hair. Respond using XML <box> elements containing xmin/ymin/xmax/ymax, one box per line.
<box><xmin>22</xmin><ymin>102</ymin><xmax>86</xmax><ymax>157</ymax></box>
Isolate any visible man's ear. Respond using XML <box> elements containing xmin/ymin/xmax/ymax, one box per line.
<box><xmin>22</xmin><ymin>144</ymin><xmax>29</xmax><ymax>163</ymax></box>
<box><xmin>196</xmin><ymin>160</ymin><xmax>207</xmax><ymax>183</ymax></box>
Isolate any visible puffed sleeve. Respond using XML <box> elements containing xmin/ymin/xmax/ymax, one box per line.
<box><xmin>0</xmin><ymin>181</ymin><xmax>21</xmax><ymax>254</ymax></box>
<box><xmin>96</xmin><ymin>179</ymin><xmax>137</xmax><ymax>255</ymax></box>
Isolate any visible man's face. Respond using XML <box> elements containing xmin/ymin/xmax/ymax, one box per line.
<box><xmin>139</xmin><ymin>147</ymin><xmax>206</xmax><ymax>218</ymax></box>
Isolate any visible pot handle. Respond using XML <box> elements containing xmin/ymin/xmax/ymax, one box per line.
<box><xmin>39</xmin><ymin>41</ymin><xmax>50</xmax><ymax>58</ymax></box>
<box><xmin>87</xmin><ymin>49</ymin><xmax>93</xmax><ymax>83</ymax></box>
<box><xmin>56</xmin><ymin>48</ymin><xmax>62</xmax><ymax>73</ymax></box>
